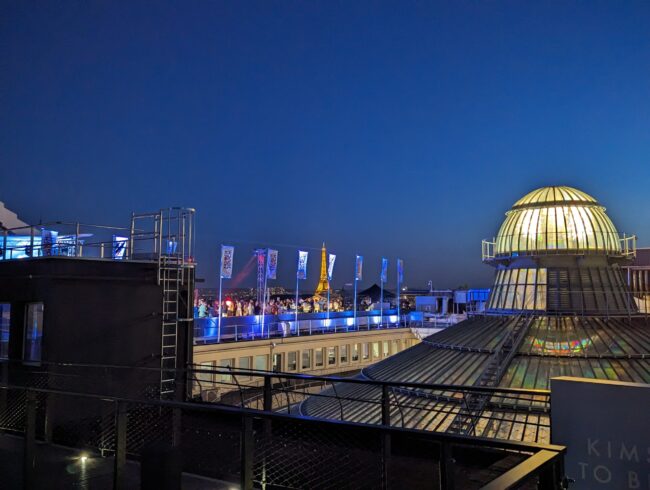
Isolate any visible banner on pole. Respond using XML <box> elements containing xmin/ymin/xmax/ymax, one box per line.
<box><xmin>397</xmin><ymin>258</ymin><xmax>404</xmax><ymax>284</ymax></box>
<box><xmin>297</xmin><ymin>250</ymin><xmax>309</xmax><ymax>280</ymax></box>
<box><xmin>220</xmin><ymin>245</ymin><xmax>235</xmax><ymax>279</ymax></box>
<box><xmin>266</xmin><ymin>249</ymin><xmax>278</xmax><ymax>279</ymax></box>
<box><xmin>327</xmin><ymin>253</ymin><xmax>336</xmax><ymax>281</ymax></box>
<box><xmin>112</xmin><ymin>235</ymin><xmax>128</xmax><ymax>260</ymax></box>
<box><xmin>380</xmin><ymin>258</ymin><xmax>388</xmax><ymax>283</ymax></box>
<box><xmin>355</xmin><ymin>255</ymin><xmax>363</xmax><ymax>281</ymax></box>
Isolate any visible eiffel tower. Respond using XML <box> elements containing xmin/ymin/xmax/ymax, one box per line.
<box><xmin>315</xmin><ymin>242</ymin><xmax>329</xmax><ymax>295</ymax></box>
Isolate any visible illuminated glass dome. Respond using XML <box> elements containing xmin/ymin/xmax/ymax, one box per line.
<box><xmin>494</xmin><ymin>186</ymin><xmax>621</xmax><ymax>256</ymax></box>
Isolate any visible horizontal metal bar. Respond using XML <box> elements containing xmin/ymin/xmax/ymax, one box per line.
<box><xmin>480</xmin><ymin>449</ymin><xmax>562</xmax><ymax>490</ymax></box>
<box><xmin>0</xmin><ymin>382</ymin><xmax>565</xmax><ymax>454</ymax></box>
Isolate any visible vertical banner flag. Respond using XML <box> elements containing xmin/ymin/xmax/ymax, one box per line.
<box><xmin>397</xmin><ymin>259</ymin><xmax>404</xmax><ymax>284</ymax></box>
<box><xmin>380</xmin><ymin>258</ymin><xmax>388</xmax><ymax>283</ymax></box>
<box><xmin>355</xmin><ymin>255</ymin><xmax>363</xmax><ymax>281</ymax></box>
<box><xmin>112</xmin><ymin>235</ymin><xmax>128</xmax><ymax>260</ymax></box>
<box><xmin>220</xmin><ymin>245</ymin><xmax>235</xmax><ymax>279</ymax></box>
<box><xmin>327</xmin><ymin>253</ymin><xmax>336</xmax><ymax>281</ymax></box>
<box><xmin>297</xmin><ymin>250</ymin><xmax>309</xmax><ymax>280</ymax></box>
<box><xmin>266</xmin><ymin>249</ymin><xmax>278</xmax><ymax>279</ymax></box>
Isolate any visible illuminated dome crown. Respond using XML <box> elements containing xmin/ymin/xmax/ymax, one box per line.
<box><xmin>494</xmin><ymin>185</ymin><xmax>621</xmax><ymax>257</ymax></box>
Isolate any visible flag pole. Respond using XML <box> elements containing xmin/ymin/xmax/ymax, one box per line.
<box><xmin>295</xmin><ymin>275</ymin><xmax>300</xmax><ymax>336</ymax></box>
<box><xmin>380</xmin><ymin>276</ymin><xmax>384</xmax><ymax>327</ymax></box>
<box><xmin>353</xmin><ymin>275</ymin><xmax>357</xmax><ymax>332</ymax></box>
<box><xmin>327</xmin><ymin>279</ymin><xmax>331</xmax><ymax>320</ymax></box>
<box><xmin>262</xmin><ymin>252</ymin><xmax>268</xmax><ymax>339</ymax></box>
<box><xmin>217</xmin><ymin>273</ymin><xmax>223</xmax><ymax>343</ymax></box>
<box><xmin>397</xmin><ymin>262</ymin><xmax>401</xmax><ymax>328</ymax></box>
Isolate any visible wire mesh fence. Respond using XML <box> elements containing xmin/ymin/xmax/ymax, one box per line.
<box><xmin>0</xmin><ymin>382</ymin><xmax>566</xmax><ymax>490</ymax></box>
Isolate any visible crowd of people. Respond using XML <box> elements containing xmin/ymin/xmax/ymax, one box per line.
<box><xmin>195</xmin><ymin>295</ymin><xmax>371</xmax><ymax>318</ymax></box>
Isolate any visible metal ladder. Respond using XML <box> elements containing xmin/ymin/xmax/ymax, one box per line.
<box><xmin>160</xmin><ymin>254</ymin><xmax>182</xmax><ymax>397</ymax></box>
<box><xmin>448</xmin><ymin>314</ymin><xmax>534</xmax><ymax>435</ymax></box>
<box><xmin>130</xmin><ymin>208</ymin><xmax>195</xmax><ymax>399</ymax></box>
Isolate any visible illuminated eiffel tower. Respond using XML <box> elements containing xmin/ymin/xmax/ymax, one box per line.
<box><xmin>315</xmin><ymin>242</ymin><xmax>329</xmax><ymax>295</ymax></box>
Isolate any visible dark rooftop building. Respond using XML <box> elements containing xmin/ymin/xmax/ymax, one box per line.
<box><xmin>300</xmin><ymin>186</ymin><xmax>650</xmax><ymax>443</ymax></box>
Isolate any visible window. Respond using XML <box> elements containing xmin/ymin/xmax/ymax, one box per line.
<box><xmin>219</xmin><ymin>358</ymin><xmax>234</xmax><ymax>383</ymax></box>
<box><xmin>254</xmin><ymin>354</ymin><xmax>268</xmax><ymax>371</ymax></box>
<box><xmin>287</xmin><ymin>351</ymin><xmax>297</xmax><ymax>371</ymax></box>
<box><xmin>301</xmin><ymin>349</ymin><xmax>312</xmax><ymax>370</ymax></box>
<box><xmin>362</xmin><ymin>343</ymin><xmax>369</xmax><ymax>360</ymax></box>
<box><xmin>197</xmin><ymin>361</ymin><xmax>213</xmax><ymax>384</ymax></box>
<box><xmin>239</xmin><ymin>356</ymin><xmax>251</xmax><ymax>371</ymax></box>
<box><xmin>272</xmin><ymin>353</ymin><xmax>283</xmax><ymax>372</ymax></box>
<box><xmin>315</xmin><ymin>348</ymin><xmax>324</xmax><ymax>367</ymax></box>
<box><xmin>340</xmin><ymin>345</ymin><xmax>348</xmax><ymax>363</ymax></box>
<box><xmin>327</xmin><ymin>347</ymin><xmax>337</xmax><ymax>365</ymax></box>
<box><xmin>351</xmin><ymin>344</ymin><xmax>359</xmax><ymax>362</ymax></box>
<box><xmin>0</xmin><ymin>303</ymin><xmax>10</xmax><ymax>359</ymax></box>
<box><xmin>382</xmin><ymin>341</ymin><xmax>390</xmax><ymax>357</ymax></box>
<box><xmin>24</xmin><ymin>303</ymin><xmax>43</xmax><ymax>363</ymax></box>
<box><xmin>372</xmin><ymin>342</ymin><xmax>379</xmax><ymax>359</ymax></box>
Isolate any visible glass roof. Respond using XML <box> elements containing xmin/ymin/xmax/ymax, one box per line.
<box><xmin>512</xmin><ymin>186</ymin><xmax>598</xmax><ymax>208</ymax></box>
<box><xmin>495</xmin><ymin>186</ymin><xmax>621</xmax><ymax>255</ymax></box>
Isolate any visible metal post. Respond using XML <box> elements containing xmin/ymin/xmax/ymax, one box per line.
<box><xmin>262</xmin><ymin>262</ymin><xmax>268</xmax><ymax>339</ymax></box>
<box><xmin>29</xmin><ymin>225</ymin><xmax>34</xmax><ymax>257</ymax></box>
<box><xmin>263</xmin><ymin>375</ymin><xmax>272</xmax><ymax>412</ymax></box>
<box><xmin>113</xmin><ymin>400</ymin><xmax>127</xmax><ymax>490</ymax></box>
<box><xmin>241</xmin><ymin>415</ymin><xmax>254</xmax><ymax>490</ymax></box>
<box><xmin>439</xmin><ymin>442</ymin><xmax>454</xmax><ymax>490</ymax></box>
<box><xmin>218</xmin><ymin>274</ymin><xmax>223</xmax><ymax>343</ymax></box>
<box><xmin>295</xmin><ymin>276</ymin><xmax>300</xmax><ymax>336</ymax></box>
<box><xmin>75</xmin><ymin>222</ymin><xmax>80</xmax><ymax>257</ymax></box>
<box><xmin>128</xmin><ymin>212</ymin><xmax>135</xmax><ymax>260</ymax></box>
<box><xmin>380</xmin><ymin>278</ymin><xmax>384</xmax><ymax>327</ymax></box>
<box><xmin>327</xmin><ymin>279</ymin><xmax>331</xmax><ymax>320</ymax></box>
<box><xmin>24</xmin><ymin>391</ymin><xmax>36</xmax><ymax>490</ymax></box>
<box><xmin>354</xmin><ymin>277</ymin><xmax>358</xmax><ymax>331</ymax></box>
<box><xmin>397</xmin><ymin>276</ymin><xmax>400</xmax><ymax>328</ymax></box>
<box><xmin>381</xmin><ymin>385</ymin><xmax>391</xmax><ymax>489</ymax></box>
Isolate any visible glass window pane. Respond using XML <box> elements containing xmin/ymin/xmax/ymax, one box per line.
<box><xmin>352</xmin><ymin>344</ymin><xmax>359</xmax><ymax>361</ymax></box>
<box><xmin>0</xmin><ymin>304</ymin><xmax>10</xmax><ymax>359</ymax></box>
<box><xmin>239</xmin><ymin>356</ymin><xmax>251</xmax><ymax>370</ymax></box>
<box><xmin>372</xmin><ymin>342</ymin><xmax>379</xmax><ymax>359</ymax></box>
<box><xmin>362</xmin><ymin>343</ymin><xmax>369</xmax><ymax>360</ymax></box>
<box><xmin>382</xmin><ymin>341</ymin><xmax>389</xmax><ymax>357</ymax></box>
<box><xmin>24</xmin><ymin>303</ymin><xmax>43</xmax><ymax>362</ymax></box>
<box><xmin>328</xmin><ymin>347</ymin><xmax>337</xmax><ymax>365</ymax></box>
<box><xmin>287</xmin><ymin>351</ymin><xmax>297</xmax><ymax>371</ymax></box>
<box><xmin>219</xmin><ymin>358</ymin><xmax>234</xmax><ymax>383</ymax></box>
<box><xmin>315</xmin><ymin>348</ymin><xmax>324</xmax><ymax>367</ymax></box>
<box><xmin>340</xmin><ymin>345</ymin><xmax>348</xmax><ymax>363</ymax></box>
<box><xmin>197</xmin><ymin>361</ymin><xmax>213</xmax><ymax>383</ymax></box>
<box><xmin>302</xmin><ymin>349</ymin><xmax>312</xmax><ymax>369</ymax></box>
<box><xmin>254</xmin><ymin>355</ymin><xmax>268</xmax><ymax>371</ymax></box>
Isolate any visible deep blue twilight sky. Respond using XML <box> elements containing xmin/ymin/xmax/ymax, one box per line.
<box><xmin>1</xmin><ymin>1</ymin><xmax>649</xmax><ymax>290</ymax></box>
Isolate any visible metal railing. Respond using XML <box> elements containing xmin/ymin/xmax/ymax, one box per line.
<box><xmin>482</xmin><ymin>231</ymin><xmax>637</xmax><ymax>262</ymax></box>
<box><xmin>188</xmin><ymin>366</ymin><xmax>553</xmax><ymax>445</ymax></box>
<box><xmin>484</xmin><ymin>288</ymin><xmax>650</xmax><ymax>318</ymax></box>
<box><xmin>0</xmin><ymin>208</ymin><xmax>196</xmax><ymax>263</ymax></box>
<box><xmin>194</xmin><ymin>310</ymin><xmax>413</xmax><ymax>344</ymax></box>
<box><xmin>0</xmin><ymin>373</ymin><xmax>567</xmax><ymax>489</ymax></box>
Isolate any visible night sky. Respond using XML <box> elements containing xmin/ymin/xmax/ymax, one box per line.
<box><xmin>1</xmin><ymin>1</ymin><xmax>649</xmax><ymax>290</ymax></box>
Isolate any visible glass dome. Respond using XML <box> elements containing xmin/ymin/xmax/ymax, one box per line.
<box><xmin>495</xmin><ymin>186</ymin><xmax>621</xmax><ymax>255</ymax></box>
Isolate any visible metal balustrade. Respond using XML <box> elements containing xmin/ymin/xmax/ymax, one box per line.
<box><xmin>0</xmin><ymin>361</ymin><xmax>567</xmax><ymax>489</ymax></box>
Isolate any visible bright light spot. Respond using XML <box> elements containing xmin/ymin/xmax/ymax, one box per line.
<box><xmin>389</xmin><ymin>315</ymin><xmax>398</xmax><ymax>323</ymax></box>
<box><xmin>79</xmin><ymin>453</ymin><xmax>88</xmax><ymax>463</ymax></box>
<box><xmin>324</xmin><ymin>319</ymin><xmax>331</xmax><ymax>327</ymax></box>
<box><xmin>346</xmin><ymin>318</ymin><xmax>355</xmax><ymax>327</ymax></box>
<box><xmin>372</xmin><ymin>316</ymin><xmax>381</xmax><ymax>324</ymax></box>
